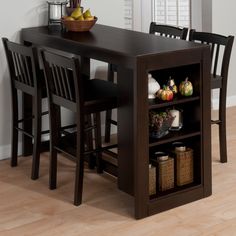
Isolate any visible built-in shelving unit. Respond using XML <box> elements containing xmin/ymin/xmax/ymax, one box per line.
<box><xmin>145</xmin><ymin>57</ymin><xmax>211</xmax><ymax>216</ymax></box>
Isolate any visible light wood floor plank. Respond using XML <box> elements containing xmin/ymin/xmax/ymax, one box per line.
<box><xmin>1</xmin><ymin>107</ymin><xmax>236</xmax><ymax>235</ymax></box>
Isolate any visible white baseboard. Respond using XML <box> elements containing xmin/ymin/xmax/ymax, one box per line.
<box><xmin>0</xmin><ymin>142</ymin><xmax>23</xmax><ymax>161</ymax></box>
<box><xmin>212</xmin><ymin>95</ymin><xmax>236</xmax><ymax>110</ymax></box>
<box><xmin>0</xmin><ymin>144</ymin><xmax>11</xmax><ymax>161</ymax></box>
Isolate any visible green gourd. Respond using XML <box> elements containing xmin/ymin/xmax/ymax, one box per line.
<box><xmin>179</xmin><ymin>77</ymin><xmax>193</xmax><ymax>96</ymax></box>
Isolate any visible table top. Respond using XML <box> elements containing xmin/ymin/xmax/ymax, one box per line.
<box><xmin>22</xmin><ymin>24</ymin><xmax>207</xmax><ymax>61</ymax></box>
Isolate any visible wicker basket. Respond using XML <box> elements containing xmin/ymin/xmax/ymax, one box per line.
<box><xmin>149</xmin><ymin>164</ymin><xmax>156</xmax><ymax>195</ymax></box>
<box><xmin>152</xmin><ymin>157</ymin><xmax>174</xmax><ymax>191</ymax></box>
<box><xmin>175</xmin><ymin>148</ymin><xmax>194</xmax><ymax>186</ymax></box>
<box><xmin>62</xmin><ymin>17</ymin><xmax>97</xmax><ymax>32</ymax></box>
<box><xmin>158</xmin><ymin>157</ymin><xmax>174</xmax><ymax>191</ymax></box>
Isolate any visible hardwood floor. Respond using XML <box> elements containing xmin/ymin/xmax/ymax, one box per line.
<box><xmin>1</xmin><ymin>107</ymin><xmax>236</xmax><ymax>235</ymax></box>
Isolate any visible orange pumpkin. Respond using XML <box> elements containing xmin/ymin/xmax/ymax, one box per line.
<box><xmin>156</xmin><ymin>86</ymin><xmax>174</xmax><ymax>101</ymax></box>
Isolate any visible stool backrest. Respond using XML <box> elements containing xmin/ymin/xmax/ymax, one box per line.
<box><xmin>189</xmin><ymin>30</ymin><xmax>234</xmax><ymax>80</ymax></box>
<box><xmin>41</xmin><ymin>49</ymin><xmax>82</xmax><ymax>112</ymax></box>
<box><xmin>149</xmin><ymin>23</ymin><xmax>188</xmax><ymax>40</ymax></box>
<box><xmin>2</xmin><ymin>38</ymin><xmax>40</xmax><ymax>95</ymax></box>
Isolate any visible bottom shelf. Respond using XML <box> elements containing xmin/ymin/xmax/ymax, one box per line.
<box><xmin>149</xmin><ymin>182</ymin><xmax>201</xmax><ymax>200</ymax></box>
<box><xmin>148</xmin><ymin>184</ymin><xmax>211</xmax><ymax>217</ymax></box>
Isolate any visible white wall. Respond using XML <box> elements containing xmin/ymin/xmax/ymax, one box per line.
<box><xmin>202</xmin><ymin>0</ymin><xmax>212</xmax><ymax>32</ymax></box>
<box><xmin>82</xmin><ymin>0</ymin><xmax>124</xmax><ymax>78</ymax></box>
<box><xmin>0</xmin><ymin>0</ymin><xmax>47</xmax><ymax>159</ymax></box>
<box><xmin>191</xmin><ymin>0</ymin><xmax>202</xmax><ymax>31</ymax></box>
<box><xmin>212</xmin><ymin>0</ymin><xmax>236</xmax><ymax>107</ymax></box>
<box><xmin>0</xmin><ymin>0</ymin><xmax>124</xmax><ymax>160</ymax></box>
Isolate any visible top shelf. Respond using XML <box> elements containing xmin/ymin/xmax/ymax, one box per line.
<box><xmin>148</xmin><ymin>95</ymin><xmax>200</xmax><ymax>109</ymax></box>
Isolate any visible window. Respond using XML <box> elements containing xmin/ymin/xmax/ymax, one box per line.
<box><xmin>153</xmin><ymin>0</ymin><xmax>191</xmax><ymax>27</ymax></box>
<box><xmin>124</xmin><ymin>0</ymin><xmax>133</xmax><ymax>29</ymax></box>
<box><xmin>125</xmin><ymin>0</ymin><xmax>191</xmax><ymax>31</ymax></box>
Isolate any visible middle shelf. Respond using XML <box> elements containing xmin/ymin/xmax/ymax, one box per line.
<box><xmin>149</xmin><ymin>95</ymin><xmax>200</xmax><ymax>109</ymax></box>
<box><xmin>149</xmin><ymin>124</ymin><xmax>201</xmax><ymax>147</ymax></box>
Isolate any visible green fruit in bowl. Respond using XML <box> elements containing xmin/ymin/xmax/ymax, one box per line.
<box><xmin>83</xmin><ymin>9</ymin><xmax>92</xmax><ymax>18</ymax></box>
<box><xmin>179</xmin><ymin>77</ymin><xmax>193</xmax><ymax>96</ymax></box>
<box><xmin>77</xmin><ymin>15</ymin><xmax>84</xmax><ymax>21</ymax></box>
<box><xmin>86</xmin><ymin>16</ymin><xmax>94</xmax><ymax>21</ymax></box>
<box><xmin>65</xmin><ymin>16</ymin><xmax>75</xmax><ymax>21</ymax></box>
<box><xmin>71</xmin><ymin>6</ymin><xmax>83</xmax><ymax>19</ymax></box>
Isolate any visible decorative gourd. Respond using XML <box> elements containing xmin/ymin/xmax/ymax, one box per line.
<box><xmin>179</xmin><ymin>77</ymin><xmax>193</xmax><ymax>96</ymax></box>
<box><xmin>167</xmin><ymin>77</ymin><xmax>178</xmax><ymax>94</ymax></box>
<box><xmin>156</xmin><ymin>86</ymin><xmax>174</xmax><ymax>101</ymax></box>
<box><xmin>148</xmin><ymin>73</ymin><xmax>160</xmax><ymax>99</ymax></box>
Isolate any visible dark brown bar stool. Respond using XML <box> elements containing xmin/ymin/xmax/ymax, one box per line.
<box><xmin>41</xmin><ymin>49</ymin><xmax>118</xmax><ymax>206</ymax></box>
<box><xmin>149</xmin><ymin>23</ymin><xmax>188</xmax><ymax>39</ymax></box>
<box><xmin>189</xmin><ymin>30</ymin><xmax>234</xmax><ymax>163</ymax></box>
<box><xmin>104</xmin><ymin>23</ymin><xmax>188</xmax><ymax>143</ymax></box>
<box><xmin>2</xmin><ymin>38</ymin><xmax>49</xmax><ymax>180</ymax></box>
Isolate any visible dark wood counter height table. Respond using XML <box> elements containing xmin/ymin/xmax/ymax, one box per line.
<box><xmin>21</xmin><ymin>24</ymin><xmax>212</xmax><ymax>219</ymax></box>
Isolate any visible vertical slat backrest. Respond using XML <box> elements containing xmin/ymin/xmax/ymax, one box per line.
<box><xmin>50</xmin><ymin>63</ymin><xmax>74</xmax><ymax>101</ymax></box>
<box><xmin>2</xmin><ymin>38</ymin><xmax>38</xmax><ymax>88</ymax></box>
<box><xmin>149</xmin><ymin>23</ymin><xmax>188</xmax><ymax>40</ymax></box>
<box><xmin>41</xmin><ymin>50</ymin><xmax>83</xmax><ymax>112</ymax></box>
<box><xmin>189</xmin><ymin>30</ymin><xmax>234</xmax><ymax>78</ymax></box>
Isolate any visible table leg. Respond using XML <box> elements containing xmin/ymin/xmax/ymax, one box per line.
<box><xmin>117</xmin><ymin>67</ymin><xmax>134</xmax><ymax>195</ymax></box>
<box><xmin>117</xmin><ymin>63</ymin><xmax>149</xmax><ymax>219</ymax></box>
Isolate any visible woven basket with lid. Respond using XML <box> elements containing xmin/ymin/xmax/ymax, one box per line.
<box><xmin>175</xmin><ymin>147</ymin><xmax>194</xmax><ymax>186</ymax></box>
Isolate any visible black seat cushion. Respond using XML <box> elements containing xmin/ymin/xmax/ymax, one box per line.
<box><xmin>83</xmin><ymin>79</ymin><xmax>118</xmax><ymax>113</ymax></box>
<box><xmin>84</xmin><ymin>79</ymin><xmax>118</xmax><ymax>101</ymax></box>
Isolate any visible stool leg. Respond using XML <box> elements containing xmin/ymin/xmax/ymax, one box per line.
<box><xmin>22</xmin><ymin>92</ymin><xmax>33</xmax><ymax>156</ymax></box>
<box><xmin>219</xmin><ymin>98</ymin><xmax>227</xmax><ymax>163</ymax></box>
<box><xmin>104</xmin><ymin>109</ymin><xmax>112</xmax><ymax>143</ymax></box>
<box><xmin>104</xmin><ymin>63</ymin><xmax>115</xmax><ymax>143</ymax></box>
<box><xmin>11</xmin><ymin>88</ymin><xmax>18</xmax><ymax>167</ymax></box>
<box><xmin>74</xmin><ymin>114</ymin><xmax>85</xmax><ymax>206</ymax></box>
<box><xmin>94</xmin><ymin>112</ymin><xmax>103</xmax><ymax>173</ymax></box>
<box><xmin>85</xmin><ymin>115</ymin><xmax>96</xmax><ymax>169</ymax></box>
<box><xmin>74</xmin><ymin>157</ymin><xmax>84</xmax><ymax>206</ymax></box>
<box><xmin>31</xmin><ymin>95</ymin><xmax>42</xmax><ymax>180</ymax></box>
<box><xmin>219</xmin><ymin>122</ymin><xmax>227</xmax><ymax>163</ymax></box>
<box><xmin>49</xmin><ymin>105</ymin><xmax>60</xmax><ymax>189</ymax></box>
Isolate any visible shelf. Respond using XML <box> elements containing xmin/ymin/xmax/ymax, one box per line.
<box><xmin>146</xmin><ymin>57</ymin><xmax>210</xmax><ymax>218</ymax></box>
<box><xmin>149</xmin><ymin>126</ymin><xmax>200</xmax><ymax>147</ymax></box>
<box><xmin>149</xmin><ymin>183</ymin><xmax>202</xmax><ymax>201</ymax></box>
<box><xmin>148</xmin><ymin>95</ymin><xmax>200</xmax><ymax>109</ymax></box>
<box><xmin>147</xmin><ymin>184</ymin><xmax>206</xmax><ymax>216</ymax></box>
